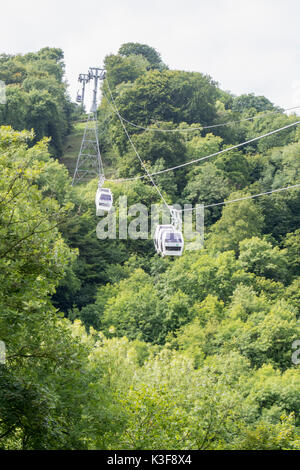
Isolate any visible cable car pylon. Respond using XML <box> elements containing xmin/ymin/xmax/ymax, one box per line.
<box><xmin>76</xmin><ymin>73</ymin><xmax>89</xmax><ymax>107</ymax></box>
<box><xmin>72</xmin><ymin>67</ymin><xmax>106</xmax><ymax>185</ymax></box>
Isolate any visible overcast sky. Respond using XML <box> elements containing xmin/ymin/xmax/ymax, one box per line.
<box><xmin>1</xmin><ymin>0</ymin><xmax>300</xmax><ymax>112</ymax></box>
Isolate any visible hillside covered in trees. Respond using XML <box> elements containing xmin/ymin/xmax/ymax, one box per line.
<box><xmin>0</xmin><ymin>44</ymin><xmax>299</xmax><ymax>450</ymax></box>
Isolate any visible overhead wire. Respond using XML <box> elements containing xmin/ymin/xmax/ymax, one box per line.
<box><xmin>106</xmin><ymin>78</ymin><xmax>171</xmax><ymax>212</ymax></box>
<box><xmin>104</xmin><ymin>78</ymin><xmax>300</xmax><ymax>217</ymax></box>
<box><xmin>107</xmin><ymin>119</ymin><xmax>300</xmax><ymax>182</ymax></box>
<box><xmin>180</xmin><ymin>183</ymin><xmax>300</xmax><ymax>213</ymax></box>
<box><xmin>102</xmin><ymin>92</ymin><xmax>300</xmax><ymax>133</ymax></box>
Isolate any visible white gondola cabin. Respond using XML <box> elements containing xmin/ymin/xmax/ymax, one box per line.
<box><xmin>154</xmin><ymin>224</ymin><xmax>184</xmax><ymax>256</ymax></box>
<box><xmin>95</xmin><ymin>187</ymin><xmax>113</xmax><ymax>214</ymax></box>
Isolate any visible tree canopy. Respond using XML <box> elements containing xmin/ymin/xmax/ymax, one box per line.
<box><xmin>1</xmin><ymin>43</ymin><xmax>300</xmax><ymax>450</ymax></box>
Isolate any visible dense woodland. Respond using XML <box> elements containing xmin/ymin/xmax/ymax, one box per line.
<box><xmin>0</xmin><ymin>44</ymin><xmax>299</xmax><ymax>450</ymax></box>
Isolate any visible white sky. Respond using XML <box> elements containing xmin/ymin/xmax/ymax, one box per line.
<box><xmin>1</xmin><ymin>0</ymin><xmax>300</xmax><ymax>112</ymax></box>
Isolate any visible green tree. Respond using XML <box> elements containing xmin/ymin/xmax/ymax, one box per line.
<box><xmin>118</xmin><ymin>42</ymin><xmax>167</xmax><ymax>70</ymax></box>
<box><xmin>232</xmin><ymin>93</ymin><xmax>278</xmax><ymax>113</ymax></box>
<box><xmin>0</xmin><ymin>48</ymin><xmax>72</xmax><ymax>156</ymax></box>
<box><xmin>107</xmin><ymin>69</ymin><xmax>220</xmax><ymax>131</ymax></box>
<box><xmin>104</xmin><ymin>53</ymin><xmax>150</xmax><ymax>89</ymax></box>
<box><xmin>208</xmin><ymin>193</ymin><xmax>265</xmax><ymax>253</ymax></box>
<box><xmin>184</xmin><ymin>162</ymin><xmax>231</xmax><ymax>225</ymax></box>
<box><xmin>239</xmin><ymin>237</ymin><xmax>289</xmax><ymax>283</ymax></box>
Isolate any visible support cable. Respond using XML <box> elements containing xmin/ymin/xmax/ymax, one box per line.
<box><xmin>180</xmin><ymin>183</ymin><xmax>300</xmax><ymax>213</ymax></box>
<box><xmin>102</xmin><ymin>88</ymin><xmax>300</xmax><ymax>133</ymax></box>
<box><xmin>106</xmin><ymin>79</ymin><xmax>171</xmax><ymax>212</ymax></box>
<box><xmin>107</xmin><ymin>119</ymin><xmax>300</xmax><ymax>182</ymax></box>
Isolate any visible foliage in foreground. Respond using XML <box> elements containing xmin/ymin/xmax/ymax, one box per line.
<box><xmin>0</xmin><ymin>42</ymin><xmax>300</xmax><ymax>449</ymax></box>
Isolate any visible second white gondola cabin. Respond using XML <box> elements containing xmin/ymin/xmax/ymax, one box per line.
<box><xmin>154</xmin><ymin>224</ymin><xmax>184</xmax><ymax>256</ymax></box>
<box><xmin>95</xmin><ymin>187</ymin><xmax>113</xmax><ymax>214</ymax></box>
